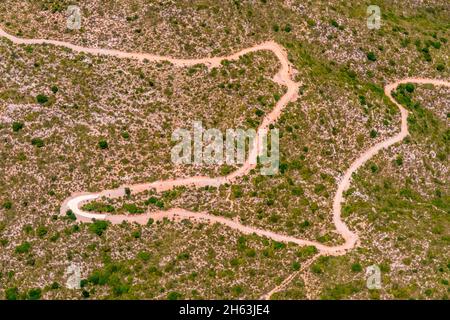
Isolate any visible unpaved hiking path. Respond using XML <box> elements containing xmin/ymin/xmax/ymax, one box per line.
<box><xmin>1</xmin><ymin>26</ymin><xmax>448</xmax><ymax>298</ymax></box>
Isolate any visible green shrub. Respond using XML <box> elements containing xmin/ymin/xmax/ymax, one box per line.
<box><xmin>66</xmin><ymin>209</ymin><xmax>77</xmax><ymax>220</ymax></box>
<box><xmin>307</xmin><ymin>19</ymin><xmax>316</xmax><ymax>27</ymax></box>
<box><xmin>82</xmin><ymin>201</ymin><xmax>114</xmax><ymax>213</ymax></box>
<box><xmin>351</xmin><ymin>263</ymin><xmax>363</xmax><ymax>272</ymax></box>
<box><xmin>98</xmin><ymin>140</ymin><xmax>108</xmax><ymax>149</ymax></box>
<box><xmin>232</xmin><ymin>285</ymin><xmax>243</xmax><ymax>295</ymax></box>
<box><xmin>177</xmin><ymin>252</ymin><xmax>190</xmax><ymax>260</ymax></box>
<box><xmin>23</xmin><ymin>224</ymin><xmax>33</xmax><ymax>234</ymax></box>
<box><xmin>145</xmin><ymin>197</ymin><xmax>164</xmax><ymax>209</ymax></box>
<box><xmin>431</xmin><ymin>41</ymin><xmax>441</xmax><ymax>49</ymax></box>
<box><xmin>273</xmin><ymin>241</ymin><xmax>286</xmax><ymax>250</ymax></box>
<box><xmin>50</xmin><ymin>282</ymin><xmax>60</xmax><ymax>290</ymax></box>
<box><xmin>269</xmin><ymin>214</ymin><xmax>279</xmax><ymax>223</ymax></box>
<box><xmin>422</xmin><ymin>50</ymin><xmax>432</xmax><ymax>62</ymax></box>
<box><xmin>291</xmin><ymin>186</ymin><xmax>304</xmax><ymax>196</ymax></box>
<box><xmin>311</xmin><ymin>264</ymin><xmax>323</xmax><ymax>274</ymax></box>
<box><xmin>296</xmin><ymin>246</ymin><xmax>317</xmax><ymax>259</ymax></box>
<box><xmin>36</xmin><ymin>226</ymin><xmax>48</xmax><ymax>238</ymax></box>
<box><xmin>5</xmin><ymin>287</ymin><xmax>19</xmax><ymax>300</ymax></box>
<box><xmin>300</xmin><ymin>220</ymin><xmax>310</xmax><ymax>228</ymax></box>
<box><xmin>36</xmin><ymin>94</ymin><xmax>49</xmax><ymax>104</ymax></box>
<box><xmin>88</xmin><ymin>220</ymin><xmax>109</xmax><ymax>236</ymax></box>
<box><xmin>367</xmin><ymin>52</ymin><xmax>377</xmax><ymax>61</ymax></box>
<box><xmin>405</xmin><ymin>83</ymin><xmax>415</xmax><ymax>93</ymax></box>
<box><xmin>27</xmin><ymin>288</ymin><xmax>42</xmax><ymax>300</ymax></box>
<box><xmin>255</xmin><ymin>109</ymin><xmax>264</xmax><ymax>117</ymax></box>
<box><xmin>231</xmin><ymin>185</ymin><xmax>243</xmax><ymax>198</ymax></box>
<box><xmin>220</xmin><ymin>165</ymin><xmax>233</xmax><ymax>175</ymax></box>
<box><xmin>50</xmin><ymin>233</ymin><xmax>60</xmax><ymax>242</ymax></box>
<box><xmin>87</xmin><ymin>263</ymin><xmax>131</xmax><ymax>297</ymax></box>
<box><xmin>131</xmin><ymin>230</ymin><xmax>141</xmax><ymax>239</ymax></box>
<box><xmin>245</xmin><ymin>248</ymin><xmax>256</xmax><ymax>257</ymax></box>
<box><xmin>15</xmin><ymin>241</ymin><xmax>31</xmax><ymax>254</ymax></box>
<box><xmin>12</xmin><ymin>122</ymin><xmax>24</xmax><ymax>132</ymax></box>
<box><xmin>145</xmin><ymin>197</ymin><xmax>158</xmax><ymax>205</ymax></box>
<box><xmin>126</xmin><ymin>14</ymin><xmax>139</xmax><ymax>22</ymax></box>
<box><xmin>314</xmin><ymin>184</ymin><xmax>325</xmax><ymax>194</ymax></box>
<box><xmin>167</xmin><ymin>291</ymin><xmax>182</xmax><ymax>300</ymax></box>
<box><xmin>122</xmin><ymin>203</ymin><xmax>144</xmax><ymax>214</ymax></box>
<box><xmin>321</xmin><ymin>282</ymin><xmax>361</xmax><ymax>299</ymax></box>
<box><xmin>31</xmin><ymin>138</ymin><xmax>44</xmax><ymax>148</ymax></box>
<box><xmin>370</xmin><ymin>163</ymin><xmax>379</xmax><ymax>173</ymax></box>
<box><xmin>137</xmin><ymin>251</ymin><xmax>151</xmax><ymax>261</ymax></box>
<box><xmin>436</xmin><ymin>64</ymin><xmax>445</xmax><ymax>72</ymax></box>
<box><xmin>2</xmin><ymin>201</ymin><xmax>12</xmax><ymax>209</ymax></box>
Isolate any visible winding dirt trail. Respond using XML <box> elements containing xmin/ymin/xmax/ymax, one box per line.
<box><xmin>264</xmin><ymin>77</ymin><xmax>450</xmax><ymax>298</ymax></box>
<box><xmin>1</xmin><ymin>26</ymin><xmax>448</xmax><ymax>299</ymax></box>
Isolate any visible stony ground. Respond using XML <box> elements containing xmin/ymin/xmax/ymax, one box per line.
<box><xmin>0</xmin><ymin>0</ymin><xmax>448</xmax><ymax>299</ymax></box>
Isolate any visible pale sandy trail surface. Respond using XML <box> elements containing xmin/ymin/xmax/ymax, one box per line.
<box><xmin>1</xmin><ymin>26</ymin><xmax>448</xmax><ymax>298</ymax></box>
